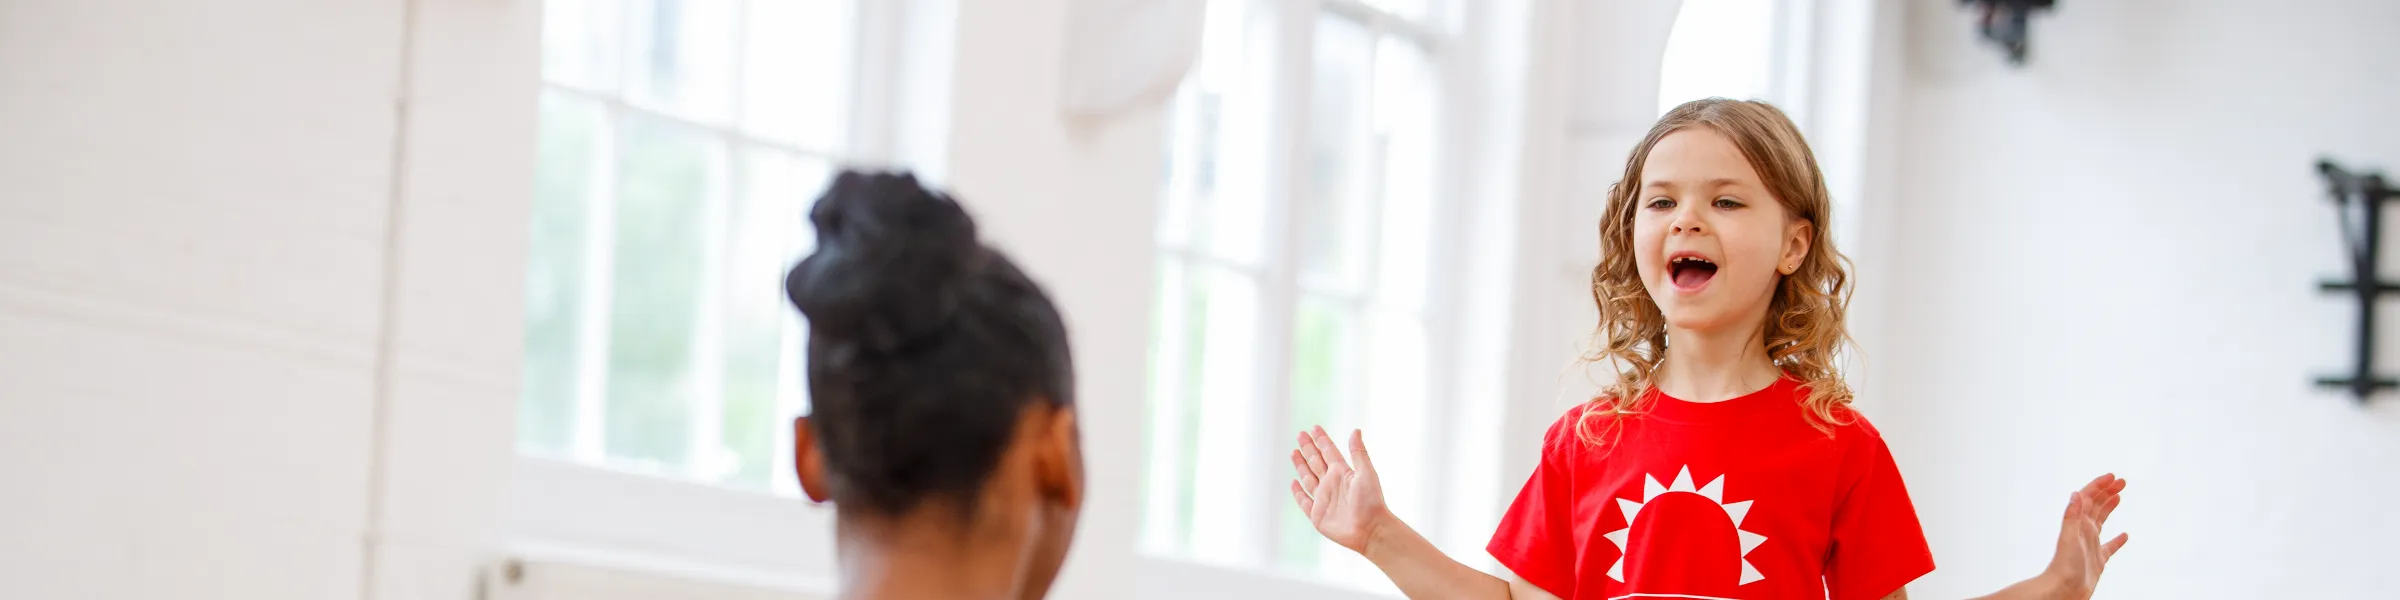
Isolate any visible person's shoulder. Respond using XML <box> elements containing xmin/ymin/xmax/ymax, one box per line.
<box><xmin>1834</xmin><ymin>405</ymin><xmax>1883</xmax><ymax>435</ymax></box>
<box><xmin>1775</xmin><ymin>377</ymin><xmax>1886</xmax><ymax>439</ymax></box>
<box><xmin>1537</xmin><ymin>400</ymin><xmax>1611</xmax><ymax>457</ymax></box>
<box><xmin>1820</xmin><ymin>402</ymin><xmax>1897</xmax><ymax>452</ymax></box>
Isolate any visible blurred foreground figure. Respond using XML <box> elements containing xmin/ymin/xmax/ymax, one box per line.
<box><xmin>785</xmin><ymin>171</ymin><xmax>1085</xmax><ymax>600</ymax></box>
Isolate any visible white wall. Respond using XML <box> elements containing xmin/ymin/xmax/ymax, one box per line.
<box><xmin>0</xmin><ymin>0</ymin><xmax>536</xmax><ymax>598</ymax></box>
<box><xmin>1873</xmin><ymin>0</ymin><xmax>2400</xmax><ymax>597</ymax></box>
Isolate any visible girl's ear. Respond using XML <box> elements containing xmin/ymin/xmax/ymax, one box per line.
<box><xmin>1780</xmin><ymin>218</ymin><xmax>1812</xmax><ymax>275</ymax></box>
<box><xmin>793</xmin><ymin>417</ymin><xmax>833</xmax><ymax>503</ymax></box>
<box><xmin>1034</xmin><ymin>407</ymin><xmax>1084</xmax><ymax>511</ymax></box>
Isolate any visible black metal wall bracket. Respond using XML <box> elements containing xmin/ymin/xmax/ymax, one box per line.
<box><xmin>2315</xmin><ymin>159</ymin><xmax>2399</xmax><ymax>403</ymax></box>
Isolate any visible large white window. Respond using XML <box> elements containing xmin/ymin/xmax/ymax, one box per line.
<box><xmin>510</xmin><ymin>0</ymin><xmax>895</xmax><ymax>586</ymax></box>
<box><xmin>1141</xmin><ymin>0</ymin><xmax>1475</xmax><ymax>593</ymax></box>
<box><xmin>521</xmin><ymin>0</ymin><xmax>858</xmax><ymax>495</ymax></box>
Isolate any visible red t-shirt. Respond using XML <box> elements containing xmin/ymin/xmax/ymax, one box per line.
<box><xmin>1487</xmin><ymin>376</ymin><xmax>1933</xmax><ymax>600</ymax></box>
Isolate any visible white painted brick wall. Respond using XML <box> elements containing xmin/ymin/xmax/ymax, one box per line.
<box><xmin>0</xmin><ymin>1</ymin><xmax>404</xmax><ymax>598</ymax></box>
<box><xmin>0</xmin><ymin>0</ymin><xmax>534</xmax><ymax>598</ymax></box>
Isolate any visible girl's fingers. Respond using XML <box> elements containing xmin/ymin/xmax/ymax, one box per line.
<box><xmin>1291</xmin><ymin>480</ymin><xmax>1316</xmax><ymax>515</ymax></box>
<box><xmin>1296</xmin><ymin>431</ymin><xmax>1329</xmax><ymax>476</ymax></box>
<box><xmin>2095</xmin><ymin>493</ymin><xmax>2123</xmax><ymax>526</ymax></box>
<box><xmin>2102</xmin><ymin>533</ymin><xmax>2129</xmax><ymax>560</ymax></box>
<box><xmin>1347</xmin><ymin>429</ymin><xmax>1375</xmax><ymax>475</ymax></box>
<box><xmin>1311</xmin><ymin>426</ymin><xmax>1352</xmax><ymax>473</ymax></box>
<box><xmin>1291</xmin><ymin>450</ymin><xmax>1319</xmax><ymax>489</ymax></box>
<box><xmin>2079</xmin><ymin>473</ymin><xmax>2115</xmax><ymax>497</ymax></box>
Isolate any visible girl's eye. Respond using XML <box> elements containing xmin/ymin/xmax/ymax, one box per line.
<box><xmin>1713</xmin><ymin>197</ymin><xmax>1744</xmax><ymax>210</ymax></box>
<box><xmin>1646</xmin><ymin>197</ymin><xmax>1675</xmax><ymax>210</ymax></box>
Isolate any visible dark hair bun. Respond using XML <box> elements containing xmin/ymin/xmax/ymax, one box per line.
<box><xmin>785</xmin><ymin>169</ymin><xmax>1075</xmax><ymax>516</ymax></box>
<box><xmin>784</xmin><ymin>171</ymin><xmax>981</xmax><ymax>354</ymax></box>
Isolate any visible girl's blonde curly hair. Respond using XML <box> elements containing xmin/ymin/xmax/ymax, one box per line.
<box><xmin>1575</xmin><ymin>98</ymin><xmax>1857</xmax><ymax>447</ymax></box>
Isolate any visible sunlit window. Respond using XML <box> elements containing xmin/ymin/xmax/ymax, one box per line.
<box><xmin>519</xmin><ymin>0</ymin><xmax>856</xmax><ymax>494</ymax></box>
<box><xmin>1143</xmin><ymin>0</ymin><xmax>1456</xmax><ymax>590</ymax></box>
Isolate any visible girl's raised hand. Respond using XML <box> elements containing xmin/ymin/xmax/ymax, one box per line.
<box><xmin>1289</xmin><ymin>426</ymin><xmax>1389</xmax><ymax>555</ymax></box>
<box><xmin>2043</xmin><ymin>473</ymin><xmax>2130</xmax><ymax>599</ymax></box>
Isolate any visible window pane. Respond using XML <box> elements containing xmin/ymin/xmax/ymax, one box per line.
<box><xmin>604</xmin><ymin>115</ymin><xmax>724</xmax><ymax>469</ymax></box>
<box><xmin>522</xmin><ymin>92</ymin><xmax>609</xmax><ymax>454</ymax></box>
<box><xmin>1300</xmin><ymin>15</ymin><xmax>1376</xmax><ymax>295</ymax></box>
<box><xmin>1372</xmin><ymin>38</ymin><xmax>1437</xmax><ymax>315</ymax></box>
<box><xmin>1182</xmin><ymin>263</ymin><xmax>1264</xmax><ymax>563</ymax></box>
<box><xmin>629</xmin><ymin>0</ymin><xmax>739</xmax><ymax>122</ymax></box>
<box><xmin>713</xmin><ymin>149</ymin><xmax>826</xmax><ymax>490</ymax></box>
<box><xmin>741</xmin><ymin>0</ymin><xmax>854</xmax><ymax>150</ymax></box>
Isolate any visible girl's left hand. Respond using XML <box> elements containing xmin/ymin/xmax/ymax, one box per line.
<box><xmin>2041</xmin><ymin>473</ymin><xmax>2130</xmax><ymax>600</ymax></box>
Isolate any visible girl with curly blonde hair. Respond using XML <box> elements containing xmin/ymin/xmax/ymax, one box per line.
<box><xmin>1285</xmin><ymin>99</ymin><xmax>2129</xmax><ymax>600</ymax></box>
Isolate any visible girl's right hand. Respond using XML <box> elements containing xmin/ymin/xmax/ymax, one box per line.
<box><xmin>1288</xmin><ymin>426</ymin><xmax>1390</xmax><ymax>555</ymax></box>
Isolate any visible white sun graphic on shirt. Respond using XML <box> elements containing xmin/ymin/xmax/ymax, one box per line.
<box><xmin>1604</xmin><ymin>466</ymin><xmax>1768</xmax><ymax>586</ymax></box>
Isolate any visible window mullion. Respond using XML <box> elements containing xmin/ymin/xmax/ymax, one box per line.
<box><xmin>571</xmin><ymin>86</ymin><xmax>624</xmax><ymax>462</ymax></box>
<box><xmin>1254</xmin><ymin>0</ymin><xmax>1320</xmax><ymax>567</ymax></box>
<box><xmin>1354</xmin><ymin>32</ymin><xmax>1389</xmax><ymax>313</ymax></box>
<box><xmin>687</xmin><ymin>137</ymin><xmax>738</xmax><ymax>485</ymax></box>
<box><xmin>1348</xmin><ymin>33</ymin><xmax>1391</xmax><ymax>548</ymax></box>
<box><xmin>1417</xmin><ymin>29</ymin><xmax>1466</xmax><ymax>555</ymax></box>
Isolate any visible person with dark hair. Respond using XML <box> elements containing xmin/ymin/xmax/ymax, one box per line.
<box><xmin>785</xmin><ymin>170</ymin><xmax>1084</xmax><ymax>600</ymax></box>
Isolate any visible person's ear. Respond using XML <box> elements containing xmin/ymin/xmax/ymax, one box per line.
<box><xmin>1780</xmin><ymin>218</ymin><xmax>1812</xmax><ymax>275</ymax></box>
<box><xmin>793</xmin><ymin>416</ymin><xmax>832</xmax><ymax>503</ymax></box>
<box><xmin>1032</xmin><ymin>406</ymin><xmax>1083</xmax><ymax>511</ymax></box>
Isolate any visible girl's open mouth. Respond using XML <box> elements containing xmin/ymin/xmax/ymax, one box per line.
<box><xmin>1669</xmin><ymin>255</ymin><xmax>1718</xmax><ymax>291</ymax></box>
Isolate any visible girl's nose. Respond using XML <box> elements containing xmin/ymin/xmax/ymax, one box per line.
<box><xmin>1670</xmin><ymin>206</ymin><xmax>1705</xmax><ymax>235</ymax></box>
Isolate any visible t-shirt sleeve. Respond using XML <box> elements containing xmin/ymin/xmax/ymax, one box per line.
<box><xmin>1487</xmin><ymin>409</ymin><xmax>1581</xmax><ymax>598</ymax></box>
<box><xmin>1823</xmin><ymin>420</ymin><xmax>1936</xmax><ymax>600</ymax></box>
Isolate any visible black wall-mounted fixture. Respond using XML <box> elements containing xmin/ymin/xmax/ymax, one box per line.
<box><xmin>1961</xmin><ymin>0</ymin><xmax>2056</xmax><ymax>66</ymax></box>
<box><xmin>2315</xmin><ymin>159</ymin><xmax>2397</xmax><ymax>403</ymax></box>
